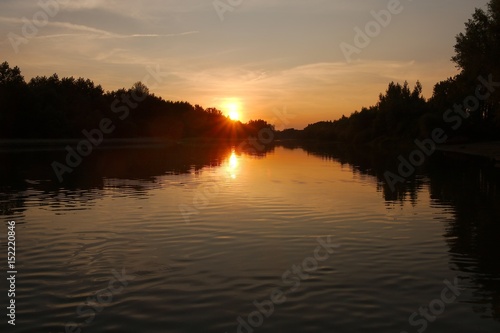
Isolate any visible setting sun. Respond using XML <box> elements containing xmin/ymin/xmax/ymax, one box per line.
<box><xmin>229</xmin><ymin>110</ymin><xmax>240</xmax><ymax>121</ymax></box>
<box><xmin>224</xmin><ymin>100</ymin><xmax>242</xmax><ymax>121</ymax></box>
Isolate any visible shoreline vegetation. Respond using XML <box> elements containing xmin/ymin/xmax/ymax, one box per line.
<box><xmin>1</xmin><ymin>1</ymin><xmax>500</xmax><ymax>165</ymax></box>
<box><xmin>436</xmin><ymin>141</ymin><xmax>500</xmax><ymax>167</ymax></box>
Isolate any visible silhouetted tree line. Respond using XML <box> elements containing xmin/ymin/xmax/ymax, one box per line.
<box><xmin>277</xmin><ymin>0</ymin><xmax>500</xmax><ymax>145</ymax></box>
<box><xmin>298</xmin><ymin>81</ymin><xmax>428</xmax><ymax>145</ymax></box>
<box><xmin>0</xmin><ymin>63</ymin><xmax>273</xmax><ymax>140</ymax></box>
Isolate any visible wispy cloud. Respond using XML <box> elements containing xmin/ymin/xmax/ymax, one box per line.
<box><xmin>114</xmin><ymin>31</ymin><xmax>199</xmax><ymax>39</ymax></box>
<box><xmin>60</xmin><ymin>0</ymin><xmax>115</xmax><ymax>12</ymax></box>
<box><xmin>36</xmin><ymin>30</ymin><xmax>199</xmax><ymax>40</ymax></box>
<box><xmin>0</xmin><ymin>17</ymin><xmax>198</xmax><ymax>39</ymax></box>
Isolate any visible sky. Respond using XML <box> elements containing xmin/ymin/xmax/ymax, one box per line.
<box><xmin>0</xmin><ymin>0</ymin><xmax>491</xmax><ymax>129</ymax></box>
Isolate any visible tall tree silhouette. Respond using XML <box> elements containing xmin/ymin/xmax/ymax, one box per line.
<box><xmin>452</xmin><ymin>0</ymin><xmax>500</xmax><ymax>127</ymax></box>
<box><xmin>0</xmin><ymin>62</ymin><xmax>28</xmax><ymax>138</ymax></box>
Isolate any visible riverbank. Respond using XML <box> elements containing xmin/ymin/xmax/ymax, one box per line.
<box><xmin>0</xmin><ymin>138</ymin><xmax>178</xmax><ymax>152</ymax></box>
<box><xmin>436</xmin><ymin>141</ymin><xmax>500</xmax><ymax>167</ymax></box>
<box><xmin>0</xmin><ymin>137</ymin><xmax>252</xmax><ymax>153</ymax></box>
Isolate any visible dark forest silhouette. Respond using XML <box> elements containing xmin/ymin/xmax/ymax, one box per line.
<box><xmin>0</xmin><ymin>63</ymin><xmax>273</xmax><ymax>141</ymax></box>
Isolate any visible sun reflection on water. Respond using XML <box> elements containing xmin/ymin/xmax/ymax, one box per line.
<box><xmin>226</xmin><ymin>150</ymin><xmax>239</xmax><ymax>179</ymax></box>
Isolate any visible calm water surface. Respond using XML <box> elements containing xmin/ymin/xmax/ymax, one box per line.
<box><xmin>1</xmin><ymin>142</ymin><xmax>500</xmax><ymax>332</ymax></box>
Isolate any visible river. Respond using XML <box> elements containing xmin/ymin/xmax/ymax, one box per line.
<box><xmin>1</xmin><ymin>141</ymin><xmax>499</xmax><ymax>332</ymax></box>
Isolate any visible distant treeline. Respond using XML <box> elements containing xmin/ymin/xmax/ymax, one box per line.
<box><xmin>278</xmin><ymin>0</ymin><xmax>500</xmax><ymax>145</ymax></box>
<box><xmin>0</xmin><ymin>63</ymin><xmax>272</xmax><ymax>140</ymax></box>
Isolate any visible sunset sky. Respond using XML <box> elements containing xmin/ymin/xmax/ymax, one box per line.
<box><xmin>0</xmin><ymin>0</ymin><xmax>490</xmax><ymax>129</ymax></box>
